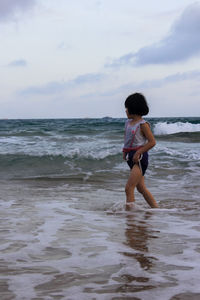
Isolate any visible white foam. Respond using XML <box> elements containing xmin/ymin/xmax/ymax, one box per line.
<box><xmin>154</xmin><ymin>144</ymin><xmax>200</xmax><ymax>161</ymax></box>
<box><xmin>154</xmin><ymin>122</ymin><xmax>200</xmax><ymax>135</ymax></box>
<box><xmin>0</xmin><ymin>135</ymin><xmax>122</xmax><ymax>159</ymax></box>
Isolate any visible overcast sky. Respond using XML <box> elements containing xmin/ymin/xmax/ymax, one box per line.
<box><xmin>0</xmin><ymin>0</ymin><xmax>200</xmax><ymax>118</ymax></box>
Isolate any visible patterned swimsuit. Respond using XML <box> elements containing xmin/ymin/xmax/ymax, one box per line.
<box><xmin>123</xmin><ymin>119</ymin><xmax>149</xmax><ymax>175</ymax></box>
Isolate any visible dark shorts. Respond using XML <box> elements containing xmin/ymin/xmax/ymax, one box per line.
<box><xmin>126</xmin><ymin>150</ymin><xmax>148</xmax><ymax>176</ymax></box>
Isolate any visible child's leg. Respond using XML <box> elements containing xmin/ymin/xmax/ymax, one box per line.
<box><xmin>125</xmin><ymin>164</ymin><xmax>142</xmax><ymax>203</ymax></box>
<box><xmin>136</xmin><ymin>176</ymin><xmax>158</xmax><ymax>208</ymax></box>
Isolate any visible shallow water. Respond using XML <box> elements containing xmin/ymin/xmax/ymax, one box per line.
<box><xmin>0</xmin><ymin>177</ymin><xmax>200</xmax><ymax>300</ymax></box>
<box><xmin>0</xmin><ymin>118</ymin><xmax>200</xmax><ymax>299</ymax></box>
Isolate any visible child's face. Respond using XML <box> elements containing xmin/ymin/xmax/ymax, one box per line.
<box><xmin>125</xmin><ymin>108</ymin><xmax>131</xmax><ymax>119</ymax></box>
<box><xmin>125</xmin><ymin>107</ymin><xmax>139</xmax><ymax>119</ymax></box>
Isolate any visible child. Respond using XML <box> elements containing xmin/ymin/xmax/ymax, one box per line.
<box><xmin>123</xmin><ymin>93</ymin><xmax>158</xmax><ymax>208</ymax></box>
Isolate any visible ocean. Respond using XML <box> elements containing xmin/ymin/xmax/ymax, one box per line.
<box><xmin>0</xmin><ymin>117</ymin><xmax>200</xmax><ymax>300</ymax></box>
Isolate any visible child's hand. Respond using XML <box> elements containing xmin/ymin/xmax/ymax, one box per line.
<box><xmin>123</xmin><ymin>152</ymin><xmax>127</xmax><ymax>161</ymax></box>
<box><xmin>133</xmin><ymin>151</ymin><xmax>142</xmax><ymax>162</ymax></box>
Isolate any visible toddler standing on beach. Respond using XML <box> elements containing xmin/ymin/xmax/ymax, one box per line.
<box><xmin>123</xmin><ymin>93</ymin><xmax>158</xmax><ymax>208</ymax></box>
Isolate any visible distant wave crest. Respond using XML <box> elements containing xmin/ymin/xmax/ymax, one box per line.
<box><xmin>154</xmin><ymin>122</ymin><xmax>200</xmax><ymax>135</ymax></box>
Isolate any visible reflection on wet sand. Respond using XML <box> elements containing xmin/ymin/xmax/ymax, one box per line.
<box><xmin>123</xmin><ymin>210</ymin><xmax>158</xmax><ymax>271</ymax></box>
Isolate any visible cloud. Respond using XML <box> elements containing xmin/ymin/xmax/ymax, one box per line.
<box><xmin>73</xmin><ymin>73</ymin><xmax>105</xmax><ymax>85</ymax></box>
<box><xmin>108</xmin><ymin>2</ymin><xmax>200</xmax><ymax>67</ymax></box>
<box><xmin>0</xmin><ymin>0</ymin><xmax>36</xmax><ymax>21</ymax></box>
<box><xmin>21</xmin><ymin>81</ymin><xmax>66</xmax><ymax>96</ymax></box>
<box><xmin>138</xmin><ymin>70</ymin><xmax>200</xmax><ymax>89</ymax></box>
<box><xmin>8</xmin><ymin>59</ymin><xmax>27</xmax><ymax>67</ymax></box>
<box><xmin>98</xmin><ymin>69</ymin><xmax>200</xmax><ymax>97</ymax></box>
<box><xmin>20</xmin><ymin>72</ymin><xmax>106</xmax><ymax>96</ymax></box>
<box><xmin>19</xmin><ymin>69</ymin><xmax>200</xmax><ymax>100</ymax></box>
<box><xmin>57</xmin><ymin>42</ymin><xmax>72</xmax><ymax>51</ymax></box>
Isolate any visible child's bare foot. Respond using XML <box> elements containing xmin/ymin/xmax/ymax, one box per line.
<box><xmin>125</xmin><ymin>202</ymin><xmax>134</xmax><ymax>211</ymax></box>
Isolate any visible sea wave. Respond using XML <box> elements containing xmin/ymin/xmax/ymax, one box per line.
<box><xmin>153</xmin><ymin>122</ymin><xmax>200</xmax><ymax>135</ymax></box>
<box><xmin>0</xmin><ymin>118</ymin><xmax>199</xmax><ymax>180</ymax></box>
<box><xmin>155</xmin><ymin>131</ymin><xmax>200</xmax><ymax>143</ymax></box>
<box><xmin>0</xmin><ymin>151</ymin><xmax>121</xmax><ymax>169</ymax></box>
<box><xmin>0</xmin><ymin>152</ymin><xmax>125</xmax><ymax>180</ymax></box>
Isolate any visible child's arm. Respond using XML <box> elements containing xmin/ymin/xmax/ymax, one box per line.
<box><xmin>123</xmin><ymin>121</ymin><xmax>128</xmax><ymax>160</ymax></box>
<box><xmin>123</xmin><ymin>152</ymin><xmax>127</xmax><ymax>160</ymax></box>
<box><xmin>133</xmin><ymin>123</ymin><xmax>156</xmax><ymax>162</ymax></box>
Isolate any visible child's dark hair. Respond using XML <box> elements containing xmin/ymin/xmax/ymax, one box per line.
<box><xmin>125</xmin><ymin>93</ymin><xmax>149</xmax><ymax>116</ymax></box>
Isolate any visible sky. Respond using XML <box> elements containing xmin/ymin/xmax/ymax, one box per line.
<box><xmin>0</xmin><ymin>0</ymin><xmax>200</xmax><ymax>118</ymax></box>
